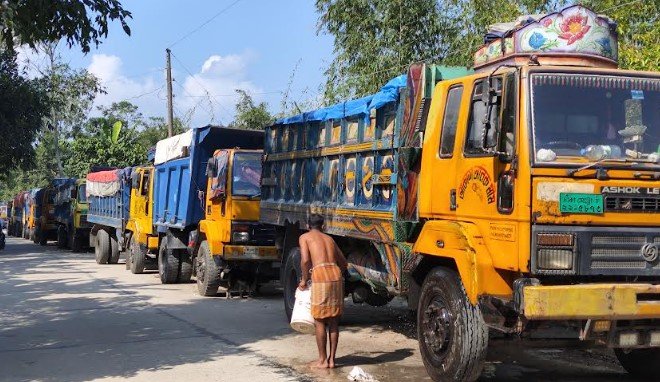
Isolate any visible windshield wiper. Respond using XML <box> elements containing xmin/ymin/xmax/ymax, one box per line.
<box><xmin>566</xmin><ymin>159</ymin><xmax>611</xmax><ymax>176</ymax></box>
<box><xmin>248</xmin><ymin>193</ymin><xmax>261</xmax><ymax>200</ymax></box>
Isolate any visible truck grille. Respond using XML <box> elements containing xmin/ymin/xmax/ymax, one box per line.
<box><xmin>589</xmin><ymin>234</ymin><xmax>660</xmax><ymax>273</ymax></box>
<box><xmin>248</xmin><ymin>224</ymin><xmax>276</xmax><ymax>246</ymax></box>
<box><xmin>604</xmin><ymin>195</ymin><xmax>660</xmax><ymax>213</ymax></box>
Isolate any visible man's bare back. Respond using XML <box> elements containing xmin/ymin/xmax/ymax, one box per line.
<box><xmin>299</xmin><ymin>230</ymin><xmax>347</xmax><ymax>273</ymax></box>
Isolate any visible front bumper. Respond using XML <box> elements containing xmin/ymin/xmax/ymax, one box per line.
<box><xmin>222</xmin><ymin>245</ymin><xmax>279</xmax><ymax>261</ymax></box>
<box><xmin>522</xmin><ymin>283</ymin><xmax>660</xmax><ymax>320</ymax></box>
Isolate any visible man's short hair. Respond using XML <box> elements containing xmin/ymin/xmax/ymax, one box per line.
<box><xmin>308</xmin><ymin>213</ymin><xmax>324</xmax><ymax>230</ymax></box>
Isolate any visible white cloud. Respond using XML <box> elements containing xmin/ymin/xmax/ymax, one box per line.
<box><xmin>83</xmin><ymin>51</ymin><xmax>262</xmax><ymax>127</ymax></box>
<box><xmin>87</xmin><ymin>54</ymin><xmax>163</xmax><ymax>121</ymax></box>
<box><xmin>177</xmin><ymin>51</ymin><xmax>262</xmax><ymax>126</ymax></box>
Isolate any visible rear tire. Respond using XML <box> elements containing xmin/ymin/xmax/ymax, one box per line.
<box><xmin>615</xmin><ymin>348</ymin><xmax>660</xmax><ymax>379</ymax></box>
<box><xmin>95</xmin><ymin>230</ymin><xmax>110</xmax><ymax>264</ymax></box>
<box><xmin>129</xmin><ymin>236</ymin><xmax>146</xmax><ymax>274</ymax></box>
<box><xmin>178</xmin><ymin>251</ymin><xmax>193</xmax><ymax>283</ymax></box>
<box><xmin>57</xmin><ymin>226</ymin><xmax>68</xmax><ymax>249</ymax></box>
<box><xmin>417</xmin><ymin>267</ymin><xmax>488</xmax><ymax>382</ymax></box>
<box><xmin>283</xmin><ymin>247</ymin><xmax>301</xmax><ymax>321</ymax></box>
<box><xmin>38</xmin><ymin>227</ymin><xmax>47</xmax><ymax>246</ymax></box>
<box><xmin>196</xmin><ymin>241</ymin><xmax>221</xmax><ymax>296</ymax></box>
<box><xmin>158</xmin><ymin>240</ymin><xmax>179</xmax><ymax>284</ymax></box>
<box><xmin>108</xmin><ymin>235</ymin><xmax>120</xmax><ymax>264</ymax></box>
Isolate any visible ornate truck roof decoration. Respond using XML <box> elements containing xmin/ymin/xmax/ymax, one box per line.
<box><xmin>474</xmin><ymin>5</ymin><xmax>618</xmax><ymax>71</ymax></box>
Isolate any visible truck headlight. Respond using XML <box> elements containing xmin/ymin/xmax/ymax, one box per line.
<box><xmin>537</xmin><ymin>248</ymin><xmax>574</xmax><ymax>270</ymax></box>
<box><xmin>535</xmin><ymin>233</ymin><xmax>576</xmax><ymax>272</ymax></box>
<box><xmin>232</xmin><ymin>231</ymin><xmax>250</xmax><ymax>243</ymax></box>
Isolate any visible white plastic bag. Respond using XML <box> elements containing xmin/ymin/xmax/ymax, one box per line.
<box><xmin>347</xmin><ymin>366</ymin><xmax>379</xmax><ymax>382</ymax></box>
<box><xmin>290</xmin><ymin>288</ymin><xmax>315</xmax><ymax>334</ymax></box>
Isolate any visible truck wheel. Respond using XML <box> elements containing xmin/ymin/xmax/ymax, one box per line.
<box><xmin>178</xmin><ymin>251</ymin><xmax>193</xmax><ymax>283</ymax></box>
<box><xmin>108</xmin><ymin>235</ymin><xmax>120</xmax><ymax>264</ymax></box>
<box><xmin>71</xmin><ymin>231</ymin><xmax>83</xmax><ymax>253</ymax></box>
<box><xmin>57</xmin><ymin>226</ymin><xmax>68</xmax><ymax>249</ymax></box>
<box><xmin>95</xmin><ymin>230</ymin><xmax>111</xmax><ymax>264</ymax></box>
<box><xmin>128</xmin><ymin>236</ymin><xmax>146</xmax><ymax>274</ymax></box>
<box><xmin>615</xmin><ymin>348</ymin><xmax>659</xmax><ymax>378</ymax></box>
<box><xmin>196</xmin><ymin>241</ymin><xmax>221</xmax><ymax>296</ymax></box>
<box><xmin>283</xmin><ymin>247</ymin><xmax>302</xmax><ymax>321</ymax></box>
<box><xmin>417</xmin><ymin>267</ymin><xmax>488</xmax><ymax>382</ymax></box>
<box><xmin>38</xmin><ymin>228</ymin><xmax>47</xmax><ymax>246</ymax></box>
<box><xmin>158</xmin><ymin>240</ymin><xmax>180</xmax><ymax>284</ymax></box>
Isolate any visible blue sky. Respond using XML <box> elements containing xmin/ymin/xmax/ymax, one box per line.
<box><xmin>22</xmin><ymin>0</ymin><xmax>334</xmax><ymax>127</ymax></box>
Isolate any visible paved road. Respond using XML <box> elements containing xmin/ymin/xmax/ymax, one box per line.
<box><xmin>0</xmin><ymin>237</ymin><xmax>642</xmax><ymax>382</ymax></box>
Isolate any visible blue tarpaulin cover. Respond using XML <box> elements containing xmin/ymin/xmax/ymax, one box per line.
<box><xmin>275</xmin><ymin>75</ymin><xmax>407</xmax><ymax>125</ymax></box>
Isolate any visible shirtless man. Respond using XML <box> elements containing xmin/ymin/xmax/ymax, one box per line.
<box><xmin>298</xmin><ymin>214</ymin><xmax>348</xmax><ymax>369</ymax></box>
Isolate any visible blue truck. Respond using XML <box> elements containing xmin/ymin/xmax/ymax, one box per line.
<box><xmin>52</xmin><ymin>178</ymin><xmax>77</xmax><ymax>249</ymax></box>
<box><xmin>86</xmin><ymin>168</ymin><xmax>132</xmax><ymax>264</ymax></box>
<box><xmin>152</xmin><ymin>125</ymin><xmax>263</xmax><ymax>284</ymax></box>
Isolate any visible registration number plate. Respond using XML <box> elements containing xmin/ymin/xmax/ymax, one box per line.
<box><xmin>559</xmin><ymin>193</ymin><xmax>604</xmax><ymax>214</ymax></box>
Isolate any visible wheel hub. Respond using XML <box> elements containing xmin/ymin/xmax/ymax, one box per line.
<box><xmin>422</xmin><ymin>297</ymin><xmax>452</xmax><ymax>357</ymax></box>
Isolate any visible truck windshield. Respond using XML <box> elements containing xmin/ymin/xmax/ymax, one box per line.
<box><xmin>78</xmin><ymin>184</ymin><xmax>87</xmax><ymax>203</ymax></box>
<box><xmin>531</xmin><ymin>73</ymin><xmax>659</xmax><ymax>166</ymax></box>
<box><xmin>232</xmin><ymin>153</ymin><xmax>262</xmax><ymax>197</ymax></box>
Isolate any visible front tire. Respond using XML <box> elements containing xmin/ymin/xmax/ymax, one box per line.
<box><xmin>615</xmin><ymin>348</ymin><xmax>659</xmax><ymax>379</ymax></box>
<box><xmin>283</xmin><ymin>247</ymin><xmax>301</xmax><ymax>322</ymax></box>
<box><xmin>196</xmin><ymin>241</ymin><xmax>221</xmax><ymax>296</ymax></box>
<box><xmin>71</xmin><ymin>230</ymin><xmax>83</xmax><ymax>253</ymax></box>
<box><xmin>158</xmin><ymin>240</ymin><xmax>180</xmax><ymax>284</ymax></box>
<box><xmin>128</xmin><ymin>236</ymin><xmax>146</xmax><ymax>274</ymax></box>
<box><xmin>417</xmin><ymin>267</ymin><xmax>488</xmax><ymax>382</ymax></box>
<box><xmin>95</xmin><ymin>230</ymin><xmax>110</xmax><ymax>264</ymax></box>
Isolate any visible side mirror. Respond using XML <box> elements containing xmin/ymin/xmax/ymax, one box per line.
<box><xmin>497</xmin><ymin>171</ymin><xmax>514</xmax><ymax>214</ymax></box>
<box><xmin>206</xmin><ymin>159</ymin><xmax>218</xmax><ymax>178</ymax></box>
<box><xmin>70</xmin><ymin>188</ymin><xmax>77</xmax><ymax>199</ymax></box>
<box><xmin>131</xmin><ymin>172</ymin><xmax>141</xmax><ymax>189</ymax></box>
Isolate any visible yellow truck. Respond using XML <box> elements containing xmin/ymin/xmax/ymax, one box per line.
<box><xmin>195</xmin><ymin>148</ymin><xmax>279</xmax><ymax>296</ymax></box>
<box><xmin>125</xmin><ymin>165</ymin><xmax>159</xmax><ymax>274</ymax></box>
<box><xmin>262</xmin><ymin>6</ymin><xmax>659</xmax><ymax>381</ymax></box>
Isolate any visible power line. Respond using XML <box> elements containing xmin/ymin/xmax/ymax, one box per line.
<box><xmin>126</xmin><ymin>84</ymin><xmax>166</xmax><ymax>100</ymax></box>
<box><xmin>168</xmin><ymin>0</ymin><xmax>244</xmax><ymax>48</ymax></box>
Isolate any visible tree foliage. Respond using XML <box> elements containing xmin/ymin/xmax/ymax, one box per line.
<box><xmin>316</xmin><ymin>0</ymin><xmax>445</xmax><ymax>102</ymax></box>
<box><xmin>231</xmin><ymin>90</ymin><xmax>274</xmax><ymax>130</ymax></box>
<box><xmin>580</xmin><ymin>0</ymin><xmax>659</xmax><ymax>71</ymax></box>
<box><xmin>0</xmin><ymin>0</ymin><xmax>131</xmax><ymax>53</ymax></box>
<box><xmin>0</xmin><ymin>49</ymin><xmax>47</xmax><ymax>174</ymax></box>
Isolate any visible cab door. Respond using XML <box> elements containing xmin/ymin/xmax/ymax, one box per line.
<box><xmin>452</xmin><ymin>73</ymin><xmax>520</xmax><ymax>271</ymax></box>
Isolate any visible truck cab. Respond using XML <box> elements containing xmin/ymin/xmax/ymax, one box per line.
<box><xmin>196</xmin><ymin>148</ymin><xmax>278</xmax><ymax>296</ymax></box>
<box><xmin>125</xmin><ymin>165</ymin><xmax>159</xmax><ymax>274</ymax></box>
<box><xmin>67</xmin><ymin>179</ymin><xmax>92</xmax><ymax>252</ymax></box>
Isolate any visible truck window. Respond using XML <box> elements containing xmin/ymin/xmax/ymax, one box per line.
<box><xmin>465</xmin><ymin>78</ymin><xmax>503</xmax><ymax>155</ymax></box>
<box><xmin>439</xmin><ymin>85</ymin><xmax>464</xmax><ymax>157</ymax></box>
<box><xmin>78</xmin><ymin>185</ymin><xmax>87</xmax><ymax>203</ymax></box>
<box><xmin>140</xmin><ymin>172</ymin><xmax>150</xmax><ymax>196</ymax></box>
<box><xmin>232</xmin><ymin>153</ymin><xmax>262</xmax><ymax>197</ymax></box>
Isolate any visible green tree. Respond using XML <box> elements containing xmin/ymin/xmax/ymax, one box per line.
<box><xmin>0</xmin><ymin>0</ymin><xmax>131</xmax><ymax>53</ymax></box>
<box><xmin>64</xmin><ymin>103</ymin><xmax>148</xmax><ymax>177</ymax></box>
<box><xmin>316</xmin><ymin>0</ymin><xmax>445</xmax><ymax>102</ymax></box>
<box><xmin>0</xmin><ymin>49</ymin><xmax>48</xmax><ymax>176</ymax></box>
<box><xmin>231</xmin><ymin>89</ymin><xmax>273</xmax><ymax>130</ymax></box>
<box><xmin>580</xmin><ymin>0</ymin><xmax>659</xmax><ymax>71</ymax></box>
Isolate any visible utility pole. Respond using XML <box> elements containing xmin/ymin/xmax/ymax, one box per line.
<box><xmin>166</xmin><ymin>48</ymin><xmax>174</xmax><ymax>138</ymax></box>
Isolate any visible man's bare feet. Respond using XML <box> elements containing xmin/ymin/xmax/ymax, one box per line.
<box><xmin>309</xmin><ymin>359</ymin><xmax>328</xmax><ymax>369</ymax></box>
<box><xmin>327</xmin><ymin>358</ymin><xmax>336</xmax><ymax>369</ymax></box>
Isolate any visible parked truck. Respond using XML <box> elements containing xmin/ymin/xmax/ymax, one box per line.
<box><xmin>86</xmin><ymin>169</ymin><xmax>131</xmax><ymax>264</ymax></box>
<box><xmin>34</xmin><ymin>178</ymin><xmax>73</xmax><ymax>246</ymax></box>
<box><xmin>51</xmin><ymin>178</ymin><xmax>91</xmax><ymax>252</ymax></box>
<box><xmin>151</xmin><ymin>126</ymin><xmax>264</xmax><ymax>285</ymax></box>
<box><xmin>26</xmin><ymin>188</ymin><xmax>43</xmax><ymax>242</ymax></box>
<box><xmin>195</xmin><ymin>148</ymin><xmax>278</xmax><ymax>296</ymax></box>
<box><xmin>7</xmin><ymin>193</ymin><xmax>26</xmax><ymax>237</ymax></box>
<box><xmin>262</xmin><ymin>6</ymin><xmax>659</xmax><ymax>381</ymax></box>
<box><xmin>124</xmin><ymin>165</ymin><xmax>159</xmax><ymax>273</ymax></box>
